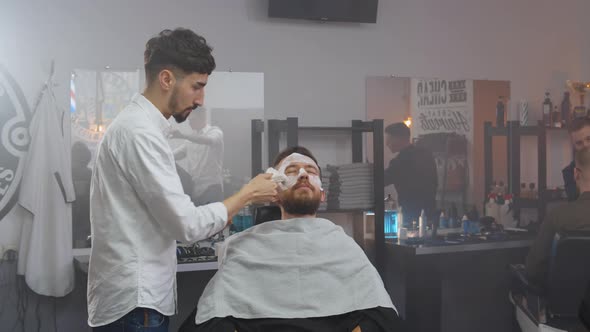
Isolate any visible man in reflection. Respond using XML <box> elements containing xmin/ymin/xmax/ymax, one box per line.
<box><xmin>384</xmin><ymin>122</ymin><xmax>438</xmax><ymax>226</ymax></box>
<box><xmin>71</xmin><ymin>141</ymin><xmax>92</xmax><ymax>248</ymax></box>
<box><xmin>170</xmin><ymin>106</ymin><xmax>224</xmax><ymax>205</ymax></box>
<box><xmin>525</xmin><ymin>147</ymin><xmax>590</xmax><ymax>286</ymax></box>
<box><xmin>562</xmin><ymin>116</ymin><xmax>590</xmax><ymax>201</ymax></box>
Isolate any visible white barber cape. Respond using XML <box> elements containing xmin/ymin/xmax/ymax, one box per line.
<box><xmin>18</xmin><ymin>86</ymin><xmax>75</xmax><ymax>297</ymax></box>
<box><xmin>196</xmin><ymin>217</ymin><xmax>395</xmax><ymax>324</ymax></box>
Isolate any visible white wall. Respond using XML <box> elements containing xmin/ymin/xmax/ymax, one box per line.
<box><xmin>1</xmin><ymin>0</ymin><xmax>589</xmax><ymax>248</ymax></box>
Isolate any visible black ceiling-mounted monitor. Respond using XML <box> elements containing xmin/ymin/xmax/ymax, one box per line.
<box><xmin>268</xmin><ymin>0</ymin><xmax>379</xmax><ymax>24</ymax></box>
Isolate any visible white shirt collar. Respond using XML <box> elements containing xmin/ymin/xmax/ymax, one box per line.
<box><xmin>132</xmin><ymin>93</ymin><xmax>171</xmax><ymax>134</ymax></box>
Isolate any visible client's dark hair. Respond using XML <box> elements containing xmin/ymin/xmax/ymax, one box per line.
<box><xmin>273</xmin><ymin>146</ymin><xmax>321</xmax><ymax>176</ymax></box>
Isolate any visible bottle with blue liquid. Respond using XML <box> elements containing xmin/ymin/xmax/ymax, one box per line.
<box><xmin>461</xmin><ymin>214</ymin><xmax>470</xmax><ymax>235</ymax></box>
<box><xmin>233</xmin><ymin>205</ymin><xmax>253</xmax><ymax>233</ymax></box>
<box><xmin>439</xmin><ymin>210</ymin><xmax>448</xmax><ymax>229</ymax></box>
<box><xmin>384</xmin><ymin>194</ymin><xmax>398</xmax><ymax>239</ymax></box>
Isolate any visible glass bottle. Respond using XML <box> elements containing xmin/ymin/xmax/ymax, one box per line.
<box><xmin>496</xmin><ymin>96</ymin><xmax>505</xmax><ymax>127</ymax></box>
<box><xmin>542</xmin><ymin>92</ymin><xmax>552</xmax><ymax>127</ymax></box>
<box><xmin>552</xmin><ymin>106</ymin><xmax>561</xmax><ymax>128</ymax></box>
<box><xmin>561</xmin><ymin>91</ymin><xmax>571</xmax><ymax>128</ymax></box>
<box><xmin>384</xmin><ymin>194</ymin><xmax>398</xmax><ymax>238</ymax></box>
<box><xmin>520</xmin><ymin>183</ymin><xmax>528</xmax><ymax>199</ymax></box>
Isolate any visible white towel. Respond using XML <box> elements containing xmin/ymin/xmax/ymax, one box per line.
<box><xmin>196</xmin><ymin>218</ymin><xmax>395</xmax><ymax>323</ymax></box>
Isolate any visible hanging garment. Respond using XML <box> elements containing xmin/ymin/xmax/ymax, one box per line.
<box><xmin>17</xmin><ymin>84</ymin><xmax>76</xmax><ymax>297</ymax></box>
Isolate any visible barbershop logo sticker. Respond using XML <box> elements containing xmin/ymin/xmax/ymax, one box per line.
<box><xmin>410</xmin><ymin>78</ymin><xmax>474</xmax><ymax>142</ymax></box>
<box><xmin>0</xmin><ymin>65</ymin><xmax>32</xmax><ymax>220</ymax></box>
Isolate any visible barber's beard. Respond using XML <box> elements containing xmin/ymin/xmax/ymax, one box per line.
<box><xmin>168</xmin><ymin>87</ymin><xmax>191</xmax><ymax>123</ymax></box>
<box><xmin>282</xmin><ymin>192</ymin><xmax>321</xmax><ymax>216</ymax></box>
<box><xmin>173</xmin><ymin>110</ymin><xmax>191</xmax><ymax>123</ymax></box>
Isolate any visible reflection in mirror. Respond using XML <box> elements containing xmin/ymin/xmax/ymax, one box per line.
<box><xmin>71</xmin><ymin>69</ymin><xmax>141</xmax><ymax>248</ymax></box>
<box><xmin>71</xmin><ymin>71</ymin><xmax>264</xmax><ymax>248</ymax></box>
<box><xmin>168</xmin><ymin>71</ymin><xmax>264</xmax><ymax>201</ymax></box>
<box><xmin>366</xmin><ymin>76</ymin><xmax>510</xmax><ymax>231</ymax></box>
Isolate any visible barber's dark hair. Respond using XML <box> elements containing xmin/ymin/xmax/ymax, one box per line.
<box><xmin>273</xmin><ymin>146</ymin><xmax>321</xmax><ymax>175</ymax></box>
<box><xmin>144</xmin><ymin>28</ymin><xmax>216</xmax><ymax>84</ymax></box>
<box><xmin>575</xmin><ymin>147</ymin><xmax>590</xmax><ymax>170</ymax></box>
<box><xmin>385</xmin><ymin>122</ymin><xmax>411</xmax><ymax>139</ymax></box>
<box><xmin>568</xmin><ymin>116</ymin><xmax>590</xmax><ymax>133</ymax></box>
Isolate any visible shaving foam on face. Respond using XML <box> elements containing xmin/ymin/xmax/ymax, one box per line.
<box><xmin>277</xmin><ymin>153</ymin><xmax>322</xmax><ymax>190</ymax></box>
<box><xmin>265</xmin><ymin>167</ymin><xmax>289</xmax><ymax>190</ymax></box>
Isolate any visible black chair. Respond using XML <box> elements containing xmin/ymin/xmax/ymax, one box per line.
<box><xmin>253</xmin><ymin>205</ymin><xmax>282</xmax><ymax>225</ymax></box>
<box><xmin>510</xmin><ymin>231</ymin><xmax>590</xmax><ymax>331</ymax></box>
<box><xmin>580</xmin><ymin>281</ymin><xmax>590</xmax><ymax>331</ymax></box>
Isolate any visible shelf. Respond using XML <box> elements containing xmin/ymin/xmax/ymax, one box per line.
<box><xmin>486</xmin><ymin>124</ymin><xmax>546</xmax><ymax>137</ymax></box>
<box><xmin>514</xmin><ymin>195</ymin><xmax>567</xmax><ymax>209</ymax></box>
<box><xmin>73</xmin><ymin>253</ymin><xmax>218</xmax><ymax>274</ymax></box>
<box><xmin>515</xmin><ymin>198</ymin><xmax>540</xmax><ymax>209</ymax></box>
<box><xmin>517</xmin><ymin>126</ymin><xmax>540</xmax><ymax>136</ymax></box>
<box><xmin>176</xmin><ymin>261</ymin><xmax>218</xmax><ymax>272</ymax></box>
<box><xmin>543</xmin><ymin>196</ymin><xmax>568</xmax><ymax>203</ymax></box>
<box><xmin>299</xmin><ymin>126</ymin><xmax>353</xmax><ymax>132</ymax></box>
<box><xmin>544</xmin><ymin>126</ymin><xmax>568</xmax><ymax>131</ymax></box>
<box><xmin>484</xmin><ymin>120</ymin><xmax>568</xmax><ymax>224</ymax></box>
<box><xmin>318</xmin><ymin>208</ymin><xmax>372</xmax><ymax>214</ymax></box>
<box><xmin>486</xmin><ymin>124</ymin><xmax>570</xmax><ymax>136</ymax></box>
<box><xmin>487</xmin><ymin>126</ymin><xmax>508</xmax><ymax>136</ymax></box>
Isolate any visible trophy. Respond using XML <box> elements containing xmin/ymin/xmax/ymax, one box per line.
<box><xmin>566</xmin><ymin>80</ymin><xmax>590</xmax><ymax>119</ymax></box>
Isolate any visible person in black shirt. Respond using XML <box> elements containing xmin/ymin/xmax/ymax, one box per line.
<box><xmin>563</xmin><ymin>117</ymin><xmax>590</xmax><ymax>201</ymax></box>
<box><xmin>526</xmin><ymin>147</ymin><xmax>590</xmax><ymax>286</ymax></box>
<box><xmin>384</xmin><ymin>123</ymin><xmax>438</xmax><ymax>226</ymax></box>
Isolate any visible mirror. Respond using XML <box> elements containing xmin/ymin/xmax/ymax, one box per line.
<box><xmin>71</xmin><ymin>71</ymin><xmax>264</xmax><ymax>248</ymax></box>
<box><xmin>366</xmin><ymin>76</ymin><xmax>511</xmax><ymax>227</ymax></box>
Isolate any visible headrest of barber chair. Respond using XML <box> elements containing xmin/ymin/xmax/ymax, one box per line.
<box><xmin>253</xmin><ymin>205</ymin><xmax>282</xmax><ymax>225</ymax></box>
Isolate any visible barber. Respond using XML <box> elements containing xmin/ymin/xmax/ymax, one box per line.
<box><xmin>87</xmin><ymin>28</ymin><xmax>277</xmax><ymax>332</ymax></box>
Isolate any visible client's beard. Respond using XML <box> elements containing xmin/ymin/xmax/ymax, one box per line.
<box><xmin>282</xmin><ymin>196</ymin><xmax>321</xmax><ymax>216</ymax></box>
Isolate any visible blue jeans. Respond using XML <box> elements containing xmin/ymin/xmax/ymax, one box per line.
<box><xmin>93</xmin><ymin>307</ymin><xmax>169</xmax><ymax>332</ymax></box>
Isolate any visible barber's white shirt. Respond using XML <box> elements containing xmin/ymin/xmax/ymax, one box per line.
<box><xmin>87</xmin><ymin>94</ymin><xmax>228</xmax><ymax>327</ymax></box>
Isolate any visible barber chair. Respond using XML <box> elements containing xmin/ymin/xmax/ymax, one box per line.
<box><xmin>580</xmin><ymin>281</ymin><xmax>590</xmax><ymax>331</ymax></box>
<box><xmin>509</xmin><ymin>231</ymin><xmax>590</xmax><ymax>332</ymax></box>
<box><xmin>253</xmin><ymin>205</ymin><xmax>282</xmax><ymax>225</ymax></box>
<box><xmin>179</xmin><ymin>205</ymin><xmax>401</xmax><ymax>332</ymax></box>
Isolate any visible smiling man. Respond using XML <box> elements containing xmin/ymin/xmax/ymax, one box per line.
<box><xmin>562</xmin><ymin>117</ymin><xmax>590</xmax><ymax>201</ymax></box>
<box><xmin>87</xmin><ymin>28</ymin><xmax>278</xmax><ymax>332</ymax></box>
<box><xmin>180</xmin><ymin>146</ymin><xmax>401</xmax><ymax>332</ymax></box>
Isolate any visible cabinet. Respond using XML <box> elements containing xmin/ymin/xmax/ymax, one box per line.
<box><xmin>484</xmin><ymin>120</ymin><xmax>569</xmax><ymax>224</ymax></box>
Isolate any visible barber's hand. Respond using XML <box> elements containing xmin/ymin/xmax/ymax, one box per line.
<box><xmin>169</xmin><ymin>129</ymin><xmax>184</xmax><ymax>139</ymax></box>
<box><xmin>244</xmin><ymin>173</ymin><xmax>278</xmax><ymax>204</ymax></box>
